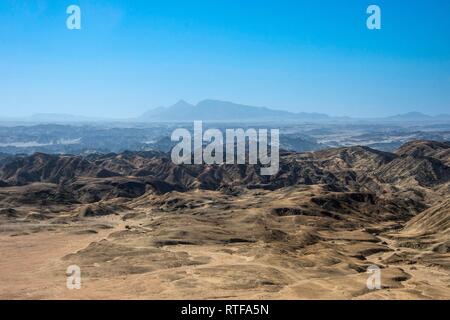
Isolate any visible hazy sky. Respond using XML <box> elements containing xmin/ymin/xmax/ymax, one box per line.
<box><xmin>0</xmin><ymin>0</ymin><xmax>449</xmax><ymax>118</ymax></box>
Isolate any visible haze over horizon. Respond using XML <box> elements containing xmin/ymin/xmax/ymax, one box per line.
<box><xmin>3</xmin><ymin>98</ymin><xmax>450</xmax><ymax>121</ymax></box>
<box><xmin>1</xmin><ymin>0</ymin><xmax>449</xmax><ymax>118</ymax></box>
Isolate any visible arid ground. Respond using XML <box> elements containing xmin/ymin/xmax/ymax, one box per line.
<box><xmin>0</xmin><ymin>140</ymin><xmax>449</xmax><ymax>299</ymax></box>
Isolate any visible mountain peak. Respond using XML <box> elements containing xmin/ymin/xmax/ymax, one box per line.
<box><xmin>171</xmin><ymin>99</ymin><xmax>194</xmax><ymax>108</ymax></box>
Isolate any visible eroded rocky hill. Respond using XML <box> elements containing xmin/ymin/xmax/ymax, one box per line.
<box><xmin>0</xmin><ymin>140</ymin><xmax>448</xmax><ymax>299</ymax></box>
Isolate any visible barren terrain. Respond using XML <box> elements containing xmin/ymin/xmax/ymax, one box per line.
<box><xmin>0</xmin><ymin>140</ymin><xmax>449</xmax><ymax>299</ymax></box>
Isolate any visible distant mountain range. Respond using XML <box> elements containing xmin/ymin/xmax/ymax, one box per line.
<box><xmin>140</xmin><ymin>99</ymin><xmax>330</xmax><ymax>122</ymax></box>
<box><xmin>141</xmin><ymin>100</ymin><xmax>450</xmax><ymax>122</ymax></box>
<box><xmin>383</xmin><ymin>112</ymin><xmax>450</xmax><ymax>122</ymax></box>
<box><xmin>1</xmin><ymin>99</ymin><xmax>449</xmax><ymax>123</ymax></box>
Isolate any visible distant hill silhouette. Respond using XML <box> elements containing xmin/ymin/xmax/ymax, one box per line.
<box><xmin>384</xmin><ymin>112</ymin><xmax>450</xmax><ymax>122</ymax></box>
<box><xmin>2</xmin><ymin>101</ymin><xmax>450</xmax><ymax>123</ymax></box>
<box><xmin>140</xmin><ymin>99</ymin><xmax>330</xmax><ymax>122</ymax></box>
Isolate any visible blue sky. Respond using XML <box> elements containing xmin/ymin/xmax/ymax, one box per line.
<box><xmin>0</xmin><ymin>0</ymin><xmax>449</xmax><ymax>118</ymax></box>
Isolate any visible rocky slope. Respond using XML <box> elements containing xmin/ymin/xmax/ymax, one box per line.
<box><xmin>0</xmin><ymin>140</ymin><xmax>449</xmax><ymax>299</ymax></box>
